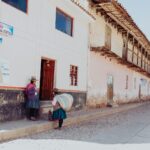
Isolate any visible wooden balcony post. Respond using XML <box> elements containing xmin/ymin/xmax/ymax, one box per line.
<box><xmin>141</xmin><ymin>47</ymin><xmax>143</xmax><ymax>68</ymax></box>
<box><xmin>136</xmin><ymin>42</ymin><xmax>140</xmax><ymax>66</ymax></box>
<box><xmin>131</xmin><ymin>37</ymin><xmax>135</xmax><ymax>63</ymax></box>
<box><xmin>122</xmin><ymin>32</ymin><xmax>129</xmax><ymax>61</ymax></box>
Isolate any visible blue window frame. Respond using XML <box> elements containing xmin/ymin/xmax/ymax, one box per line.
<box><xmin>56</xmin><ymin>8</ymin><xmax>73</xmax><ymax>36</ymax></box>
<box><xmin>2</xmin><ymin>0</ymin><xmax>28</xmax><ymax>13</ymax></box>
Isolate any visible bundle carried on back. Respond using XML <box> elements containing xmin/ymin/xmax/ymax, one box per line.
<box><xmin>52</xmin><ymin>93</ymin><xmax>73</xmax><ymax>111</ymax></box>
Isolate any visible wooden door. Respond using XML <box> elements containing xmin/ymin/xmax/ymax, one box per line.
<box><xmin>40</xmin><ymin>59</ymin><xmax>55</xmax><ymax>100</ymax></box>
<box><xmin>139</xmin><ymin>84</ymin><xmax>141</xmax><ymax>99</ymax></box>
<box><xmin>107</xmin><ymin>75</ymin><xmax>113</xmax><ymax>105</ymax></box>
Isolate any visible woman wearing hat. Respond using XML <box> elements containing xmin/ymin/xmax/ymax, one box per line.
<box><xmin>25</xmin><ymin>76</ymin><xmax>40</xmax><ymax>121</ymax></box>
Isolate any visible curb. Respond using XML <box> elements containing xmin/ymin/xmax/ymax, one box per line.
<box><xmin>0</xmin><ymin>102</ymin><xmax>144</xmax><ymax>142</ymax></box>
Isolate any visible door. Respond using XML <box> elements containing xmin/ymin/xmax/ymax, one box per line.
<box><xmin>139</xmin><ymin>84</ymin><xmax>141</xmax><ymax>99</ymax></box>
<box><xmin>107</xmin><ymin>75</ymin><xmax>113</xmax><ymax>105</ymax></box>
<box><xmin>40</xmin><ymin>59</ymin><xmax>55</xmax><ymax>100</ymax></box>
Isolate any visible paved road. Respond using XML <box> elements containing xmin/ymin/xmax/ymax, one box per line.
<box><xmin>25</xmin><ymin>103</ymin><xmax>150</xmax><ymax>144</ymax></box>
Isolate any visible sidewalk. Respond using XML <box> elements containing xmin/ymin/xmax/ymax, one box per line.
<box><xmin>0</xmin><ymin>101</ymin><xmax>148</xmax><ymax>143</ymax></box>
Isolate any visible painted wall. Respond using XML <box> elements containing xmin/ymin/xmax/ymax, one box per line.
<box><xmin>111</xmin><ymin>28</ymin><xmax>123</xmax><ymax>57</ymax></box>
<box><xmin>90</xmin><ymin>11</ymin><xmax>123</xmax><ymax>58</ymax></box>
<box><xmin>0</xmin><ymin>0</ymin><xmax>90</xmax><ymax>92</ymax></box>
<box><xmin>90</xmin><ymin>15</ymin><xmax>105</xmax><ymax>47</ymax></box>
<box><xmin>87</xmin><ymin>52</ymin><xmax>150</xmax><ymax>107</ymax></box>
<box><xmin>0</xmin><ymin>0</ymin><xmax>92</xmax><ymax>121</ymax></box>
<box><xmin>87</xmin><ymin>7</ymin><xmax>150</xmax><ymax>107</ymax></box>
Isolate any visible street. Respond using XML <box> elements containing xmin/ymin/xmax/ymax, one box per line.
<box><xmin>1</xmin><ymin>102</ymin><xmax>150</xmax><ymax>150</ymax></box>
<box><xmin>26</xmin><ymin>102</ymin><xmax>150</xmax><ymax>144</ymax></box>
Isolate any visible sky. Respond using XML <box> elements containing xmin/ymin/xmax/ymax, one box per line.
<box><xmin>118</xmin><ymin>0</ymin><xmax>150</xmax><ymax>41</ymax></box>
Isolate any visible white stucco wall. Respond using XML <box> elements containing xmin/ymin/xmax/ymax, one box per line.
<box><xmin>111</xmin><ymin>26</ymin><xmax>123</xmax><ymax>57</ymax></box>
<box><xmin>0</xmin><ymin>0</ymin><xmax>91</xmax><ymax>91</ymax></box>
<box><xmin>87</xmin><ymin>52</ymin><xmax>150</xmax><ymax>106</ymax></box>
<box><xmin>88</xmin><ymin>7</ymin><xmax>150</xmax><ymax>106</ymax></box>
<box><xmin>90</xmin><ymin>16</ymin><xmax>105</xmax><ymax>47</ymax></box>
<box><xmin>90</xmin><ymin>14</ymin><xmax>124</xmax><ymax>58</ymax></box>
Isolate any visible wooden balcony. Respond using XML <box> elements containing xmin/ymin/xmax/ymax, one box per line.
<box><xmin>91</xmin><ymin>46</ymin><xmax>150</xmax><ymax>78</ymax></box>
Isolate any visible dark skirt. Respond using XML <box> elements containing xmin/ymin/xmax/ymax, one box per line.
<box><xmin>52</xmin><ymin>108</ymin><xmax>67</xmax><ymax>120</ymax></box>
<box><xmin>26</xmin><ymin>95</ymin><xmax>40</xmax><ymax>109</ymax></box>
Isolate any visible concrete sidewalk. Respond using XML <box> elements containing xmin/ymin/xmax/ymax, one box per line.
<box><xmin>0</xmin><ymin>101</ymin><xmax>148</xmax><ymax>143</ymax></box>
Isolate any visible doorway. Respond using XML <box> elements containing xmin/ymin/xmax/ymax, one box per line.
<box><xmin>40</xmin><ymin>59</ymin><xmax>55</xmax><ymax>100</ymax></box>
<box><xmin>107</xmin><ymin>75</ymin><xmax>114</xmax><ymax>105</ymax></box>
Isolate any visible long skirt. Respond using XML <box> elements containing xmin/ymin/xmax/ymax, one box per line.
<box><xmin>52</xmin><ymin>108</ymin><xmax>67</xmax><ymax>120</ymax></box>
<box><xmin>26</xmin><ymin>95</ymin><xmax>40</xmax><ymax>109</ymax></box>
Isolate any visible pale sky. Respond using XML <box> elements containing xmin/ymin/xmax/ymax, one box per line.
<box><xmin>118</xmin><ymin>0</ymin><xmax>150</xmax><ymax>41</ymax></box>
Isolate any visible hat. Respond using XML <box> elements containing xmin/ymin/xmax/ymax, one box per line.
<box><xmin>31</xmin><ymin>76</ymin><xmax>38</xmax><ymax>82</ymax></box>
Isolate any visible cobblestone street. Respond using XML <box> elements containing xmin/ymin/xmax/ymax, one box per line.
<box><xmin>25</xmin><ymin>102</ymin><xmax>150</xmax><ymax>144</ymax></box>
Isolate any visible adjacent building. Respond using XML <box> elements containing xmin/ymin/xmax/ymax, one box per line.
<box><xmin>87</xmin><ymin>0</ymin><xmax>150</xmax><ymax>107</ymax></box>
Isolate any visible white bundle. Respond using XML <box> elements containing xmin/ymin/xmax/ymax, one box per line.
<box><xmin>52</xmin><ymin>93</ymin><xmax>73</xmax><ymax>111</ymax></box>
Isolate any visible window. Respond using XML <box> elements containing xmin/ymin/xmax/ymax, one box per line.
<box><xmin>2</xmin><ymin>0</ymin><xmax>28</xmax><ymax>13</ymax></box>
<box><xmin>105</xmin><ymin>25</ymin><xmax>111</xmax><ymax>49</ymax></box>
<box><xmin>70</xmin><ymin>65</ymin><xmax>78</xmax><ymax>86</ymax></box>
<box><xmin>56</xmin><ymin>8</ymin><xmax>73</xmax><ymax>36</ymax></box>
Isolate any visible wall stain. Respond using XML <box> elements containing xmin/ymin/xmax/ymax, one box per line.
<box><xmin>0</xmin><ymin>89</ymin><xmax>26</xmax><ymax>122</ymax></box>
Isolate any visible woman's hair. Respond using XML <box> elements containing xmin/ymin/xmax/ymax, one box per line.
<box><xmin>30</xmin><ymin>80</ymin><xmax>35</xmax><ymax>84</ymax></box>
<box><xmin>30</xmin><ymin>76</ymin><xmax>37</xmax><ymax>83</ymax></box>
<box><xmin>53</xmin><ymin>88</ymin><xmax>59</xmax><ymax>95</ymax></box>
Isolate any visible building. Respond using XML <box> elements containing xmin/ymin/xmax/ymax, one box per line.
<box><xmin>0</xmin><ymin>0</ymin><xmax>93</xmax><ymax>121</ymax></box>
<box><xmin>0</xmin><ymin>0</ymin><xmax>150</xmax><ymax>122</ymax></box>
<box><xmin>87</xmin><ymin>0</ymin><xmax>150</xmax><ymax>107</ymax></box>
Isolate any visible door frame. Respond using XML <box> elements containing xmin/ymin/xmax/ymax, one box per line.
<box><xmin>39</xmin><ymin>57</ymin><xmax>56</xmax><ymax>100</ymax></box>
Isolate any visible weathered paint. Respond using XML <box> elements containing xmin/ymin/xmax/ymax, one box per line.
<box><xmin>87</xmin><ymin>5</ymin><xmax>150</xmax><ymax>107</ymax></box>
<box><xmin>87</xmin><ymin>52</ymin><xmax>150</xmax><ymax>107</ymax></box>
<box><xmin>0</xmin><ymin>89</ymin><xmax>25</xmax><ymax>121</ymax></box>
<box><xmin>90</xmin><ymin>12</ymin><xmax>124</xmax><ymax>57</ymax></box>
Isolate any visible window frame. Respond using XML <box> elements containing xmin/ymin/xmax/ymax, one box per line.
<box><xmin>70</xmin><ymin>65</ymin><xmax>78</xmax><ymax>86</ymax></box>
<box><xmin>2</xmin><ymin>0</ymin><xmax>28</xmax><ymax>13</ymax></box>
<box><xmin>56</xmin><ymin>8</ymin><xmax>74</xmax><ymax>37</ymax></box>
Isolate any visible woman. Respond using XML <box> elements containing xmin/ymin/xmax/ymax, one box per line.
<box><xmin>25</xmin><ymin>76</ymin><xmax>40</xmax><ymax>121</ymax></box>
<box><xmin>52</xmin><ymin>90</ymin><xmax>67</xmax><ymax>129</ymax></box>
